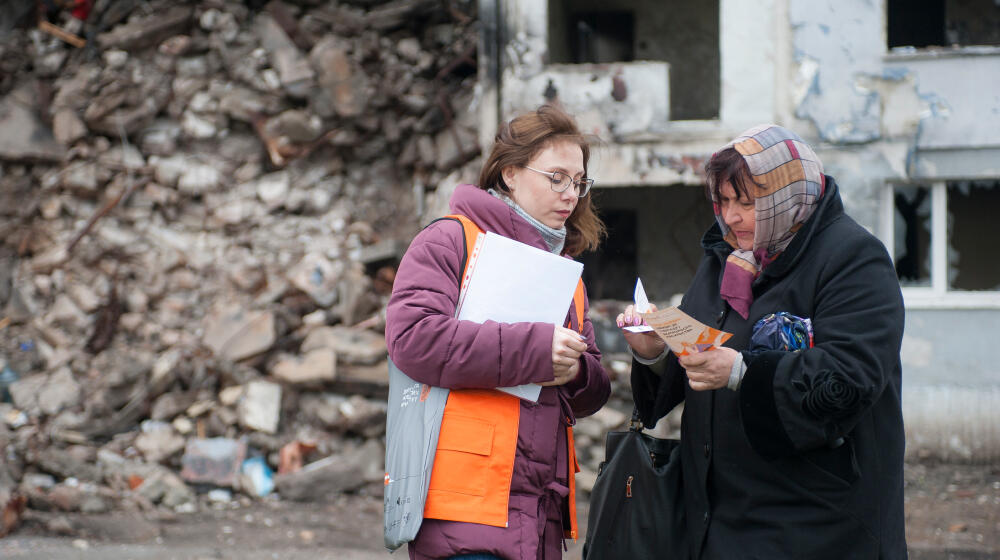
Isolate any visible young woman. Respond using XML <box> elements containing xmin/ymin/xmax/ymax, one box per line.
<box><xmin>386</xmin><ymin>105</ymin><xmax>611</xmax><ymax>560</ymax></box>
<box><xmin>619</xmin><ymin>124</ymin><xmax>907</xmax><ymax>559</ymax></box>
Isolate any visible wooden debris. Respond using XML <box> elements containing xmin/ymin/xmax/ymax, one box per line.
<box><xmin>38</xmin><ymin>20</ymin><xmax>86</xmax><ymax>48</ymax></box>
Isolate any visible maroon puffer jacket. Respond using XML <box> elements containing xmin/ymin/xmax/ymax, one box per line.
<box><xmin>385</xmin><ymin>184</ymin><xmax>610</xmax><ymax>560</ymax></box>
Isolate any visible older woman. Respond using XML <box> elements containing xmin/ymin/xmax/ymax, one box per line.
<box><xmin>619</xmin><ymin>125</ymin><xmax>907</xmax><ymax>559</ymax></box>
<box><xmin>386</xmin><ymin>105</ymin><xmax>611</xmax><ymax>560</ymax></box>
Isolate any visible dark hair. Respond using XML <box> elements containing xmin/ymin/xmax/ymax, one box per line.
<box><xmin>478</xmin><ymin>105</ymin><xmax>605</xmax><ymax>256</ymax></box>
<box><xmin>704</xmin><ymin>147</ymin><xmax>757</xmax><ymax>202</ymax></box>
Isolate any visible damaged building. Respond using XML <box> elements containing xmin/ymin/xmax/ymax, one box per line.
<box><xmin>0</xmin><ymin>0</ymin><xmax>998</xmax><ymax>541</ymax></box>
<box><xmin>468</xmin><ymin>0</ymin><xmax>1000</xmax><ymax>462</ymax></box>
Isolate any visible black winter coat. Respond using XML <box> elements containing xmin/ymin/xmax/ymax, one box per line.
<box><xmin>632</xmin><ymin>177</ymin><xmax>907</xmax><ymax>559</ymax></box>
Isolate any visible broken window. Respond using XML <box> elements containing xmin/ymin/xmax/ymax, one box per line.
<box><xmin>893</xmin><ymin>185</ymin><xmax>932</xmax><ymax>287</ymax></box>
<box><xmin>888</xmin><ymin>0</ymin><xmax>1000</xmax><ymax>49</ymax></box>
<box><xmin>566</xmin><ymin>11</ymin><xmax>635</xmax><ymax>64</ymax></box>
<box><xmin>547</xmin><ymin>0</ymin><xmax>720</xmax><ymax>120</ymax></box>
<box><xmin>890</xmin><ymin>180</ymin><xmax>1000</xmax><ymax>293</ymax></box>
<box><xmin>947</xmin><ymin>180</ymin><xmax>1000</xmax><ymax>290</ymax></box>
<box><xmin>580</xmin><ymin>208</ymin><xmax>638</xmax><ymax>301</ymax></box>
<box><xmin>579</xmin><ymin>185</ymin><xmax>712</xmax><ymax>301</ymax></box>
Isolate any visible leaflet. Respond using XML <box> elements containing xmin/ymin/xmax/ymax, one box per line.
<box><xmin>623</xmin><ymin>278</ymin><xmax>654</xmax><ymax>333</ymax></box>
<box><xmin>639</xmin><ymin>306</ymin><xmax>733</xmax><ymax>356</ymax></box>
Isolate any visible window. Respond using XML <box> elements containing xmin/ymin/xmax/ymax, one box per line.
<box><xmin>565</xmin><ymin>11</ymin><xmax>635</xmax><ymax>64</ymax></box>
<box><xmin>888</xmin><ymin>0</ymin><xmax>1000</xmax><ymax>49</ymax></box>
<box><xmin>580</xmin><ymin>208</ymin><xmax>638</xmax><ymax>301</ymax></box>
<box><xmin>883</xmin><ymin>180</ymin><xmax>1000</xmax><ymax>306</ymax></box>
<box><xmin>580</xmin><ymin>185</ymin><xmax>711</xmax><ymax>301</ymax></box>
<box><xmin>547</xmin><ymin>0</ymin><xmax>720</xmax><ymax>120</ymax></box>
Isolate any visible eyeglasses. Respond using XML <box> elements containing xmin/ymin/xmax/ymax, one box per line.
<box><xmin>523</xmin><ymin>166</ymin><xmax>594</xmax><ymax>197</ymax></box>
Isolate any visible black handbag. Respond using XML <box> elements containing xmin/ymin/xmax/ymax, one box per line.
<box><xmin>583</xmin><ymin>410</ymin><xmax>688</xmax><ymax>559</ymax></box>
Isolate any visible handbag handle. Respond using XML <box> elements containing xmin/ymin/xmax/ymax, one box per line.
<box><xmin>628</xmin><ymin>407</ymin><xmax>644</xmax><ymax>432</ymax></box>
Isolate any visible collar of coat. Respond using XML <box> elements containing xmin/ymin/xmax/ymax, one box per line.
<box><xmin>701</xmin><ymin>175</ymin><xmax>845</xmax><ymax>282</ymax></box>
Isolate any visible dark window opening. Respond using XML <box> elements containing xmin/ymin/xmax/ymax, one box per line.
<box><xmin>893</xmin><ymin>185</ymin><xmax>932</xmax><ymax>287</ymax></box>
<box><xmin>569</xmin><ymin>12</ymin><xmax>635</xmax><ymax>64</ymax></box>
<box><xmin>889</xmin><ymin>0</ymin><xmax>1000</xmax><ymax>49</ymax></box>
<box><xmin>947</xmin><ymin>180</ymin><xmax>1000</xmax><ymax>291</ymax></box>
<box><xmin>580</xmin><ymin>209</ymin><xmax>638</xmax><ymax>300</ymax></box>
<box><xmin>579</xmin><ymin>185</ymin><xmax>711</xmax><ymax>302</ymax></box>
<box><xmin>893</xmin><ymin>180</ymin><xmax>1000</xmax><ymax>292</ymax></box>
<box><xmin>548</xmin><ymin>0</ymin><xmax>720</xmax><ymax>120</ymax></box>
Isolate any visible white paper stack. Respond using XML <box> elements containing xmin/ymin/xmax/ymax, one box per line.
<box><xmin>456</xmin><ymin>232</ymin><xmax>583</xmax><ymax>401</ymax></box>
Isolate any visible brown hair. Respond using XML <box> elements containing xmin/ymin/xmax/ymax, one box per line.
<box><xmin>478</xmin><ymin>105</ymin><xmax>605</xmax><ymax>256</ymax></box>
<box><xmin>704</xmin><ymin>147</ymin><xmax>757</xmax><ymax>202</ymax></box>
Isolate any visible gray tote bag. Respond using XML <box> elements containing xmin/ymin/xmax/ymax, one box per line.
<box><xmin>383</xmin><ymin>359</ymin><xmax>450</xmax><ymax>551</ymax></box>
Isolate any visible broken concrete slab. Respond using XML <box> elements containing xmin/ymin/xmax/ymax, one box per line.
<box><xmin>37</xmin><ymin>367</ymin><xmax>83</xmax><ymax>417</ymax></box>
<box><xmin>301</xmin><ymin>326</ymin><xmax>386</xmax><ymax>366</ymax></box>
<box><xmin>134</xmin><ymin>468</ymin><xmax>195</xmax><ymax>508</ymax></box>
<box><xmin>287</xmin><ymin>253</ymin><xmax>342</xmax><ymax>308</ymax></box>
<box><xmin>0</xmin><ymin>87</ymin><xmax>66</xmax><ymax>162</ymax></box>
<box><xmin>97</xmin><ymin>6</ymin><xmax>194</xmax><ymax>51</ymax></box>
<box><xmin>237</xmin><ymin>380</ymin><xmax>281</xmax><ymax>434</ymax></box>
<box><xmin>273</xmin><ymin>439</ymin><xmax>382</xmax><ymax>501</ymax></box>
<box><xmin>35</xmin><ymin>447</ymin><xmax>101</xmax><ymax>483</ymax></box>
<box><xmin>271</xmin><ymin>348</ymin><xmax>336</xmax><ymax>385</ymax></box>
<box><xmin>256</xmin><ymin>14</ymin><xmax>314</xmax><ymax>99</ymax></box>
<box><xmin>309</xmin><ymin>37</ymin><xmax>369</xmax><ymax>118</ymax></box>
<box><xmin>135</xmin><ymin>420</ymin><xmax>185</xmax><ymax>464</ymax></box>
<box><xmin>201</xmin><ymin>306</ymin><xmax>276</xmax><ymax>362</ymax></box>
<box><xmin>52</xmin><ymin>108</ymin><xmax>88</xmax><ymax>146</ymax></box>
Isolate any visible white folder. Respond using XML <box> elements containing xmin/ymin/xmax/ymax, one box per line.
<box><xmin>456</xmin><ymin>231</ymin><xmax>584</xmax><ymax>401</ymax></box>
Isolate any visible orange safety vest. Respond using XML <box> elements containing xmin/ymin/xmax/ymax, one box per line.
<box><xmin>423</xmin><ymin>215</ymin><xmax>585</xmax><ymax>540</ymax></box>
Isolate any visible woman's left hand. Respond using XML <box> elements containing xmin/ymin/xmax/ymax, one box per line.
<box><xmin>678</xmin><ymin>347</ymin><xmax>740</xmax><ymax>391</ymax></box>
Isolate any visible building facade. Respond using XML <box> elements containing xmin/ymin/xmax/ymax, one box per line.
<box><xmin>476</xmin><ymin>0</ymin><xmax>1000</xmax><ymax>461</ymax></box>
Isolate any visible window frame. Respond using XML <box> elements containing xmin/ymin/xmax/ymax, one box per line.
<box><xmin>881</xmin><ymin>181</ymin><xmax>1000</xmax><ymax>309</ymax></box>
<box><xmin>884</xmin><ymin>0</ymin><xmax>1000</xmax><ymax>53</ymax></box>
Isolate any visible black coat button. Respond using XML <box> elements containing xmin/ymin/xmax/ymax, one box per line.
<box><xmin>703</xmin><ymin>443</ymin><xmax>710</xmax><ymax>458</ymax></box>
<box><xmin>703</xmin><ymin>512</ymin><xmax>710</xmax><ymax>525</ymax></box>
<box><xmin>715</xmin><ymin>310</ymin><xmax>725</xmax><ymax>326</ymax></box>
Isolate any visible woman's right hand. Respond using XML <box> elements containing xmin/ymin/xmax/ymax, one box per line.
<box><xmin>617</xmin><ymin>304</ymin><xmax>667</xmax><ymax>360</ymax></box>
<box><xmin>541</xmin><ymin>326</ymin><xmax>588</xmax><ymax>387</ymax></box>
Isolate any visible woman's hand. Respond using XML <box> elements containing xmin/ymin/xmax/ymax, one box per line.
<box><xmin>616</xmin><ymin>304</ymin><xmax>666</xmax><ymax>360</ymax></box>
<box><xmin>679</xmin><ymin>347</ymin><xmax>740</xmax><ymax>391</ymax></box>
<box><xmin>540</xmin><ymin>326</ymin><xmax>588</xmax><ymax>386</ymax></box>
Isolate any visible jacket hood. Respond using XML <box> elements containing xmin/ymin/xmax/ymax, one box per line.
<box><xmin>448</xmin><ymin>184</ymin><xmax>549</xmax><ymax>251</ymax></box>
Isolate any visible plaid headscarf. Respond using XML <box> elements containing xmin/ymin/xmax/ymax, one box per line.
<box><xmin>712</xmin><ymin>124</ymin><xmax>825</xmax><ymax>319</ymax></box>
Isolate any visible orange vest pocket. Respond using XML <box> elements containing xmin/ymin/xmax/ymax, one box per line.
<box><xmin>431</xmin><ymin>413</ymin><xmax>495</xmax><ymax>496</ymax></box>
<box><xmin>424</xmin><ymin>389</ymin><xmax>520</xmax><ymax>528</ymax></box>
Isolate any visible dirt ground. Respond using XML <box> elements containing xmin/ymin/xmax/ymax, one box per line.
<box><xmin>1</xmin><ymin>461</ymin><xmax>997</xmax><ymax>559</ymax></box>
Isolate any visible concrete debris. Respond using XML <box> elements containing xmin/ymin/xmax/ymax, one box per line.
<box><xmin>0</xmin><ymin>0</ymin><xmax>596</xmax><ymax>526</ymax></box>
<box><xmin>0</xmin><ymin>85</ymin><xmax>67</xmax><ymax>162</ymax></box>
<box><xmin>273</xmin><ymin>439</ymin><xmax>383</xmax><ymax>501</ymax></box>
<box><xmin>201</xmin><ymin>306</ymin><xmax>277</xmax><ymax>362</ymax></box>
<box><xmin>135</xmin><ymin>420</ymin><xmax>186</xmax><ymax>464</ymax></box>
<box><xmin>301</xmin><ymin>326</ymin><xmax>386</xmax><ymax>366</ymax></box>
<box><xmin>287</xmin><ymin>253</ymin><xmax>343</xmax><ymax>308</ymax></box>
<box><xmin>310</xmin><ymin>36</ymin><xmax>369</xmax><ymax>118</ymax></box>
<box><xmin>180</xmin><ymin>438</ymin><xmax>247</xmax><ymax>488</ymax></box>
<box><xmin>255</xmin><ymin>14</ymin><xmax>315</xmax><ymax>99</ymax></box>
<box><xmin>271</xmin><ymin>348</ymin><xmax>337</xmax><ymax>385</ymax></box>
<box><xmin>237</xmin><ymin>380</ymin><xmax>282</xmax><ymax>434</ymax></box>
<box><xmin>97</xmin><ymin>6</ymin><xmax>194</xmax><ymax>51</ymax></box>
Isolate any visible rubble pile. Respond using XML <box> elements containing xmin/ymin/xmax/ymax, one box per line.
<box><xmin>0</xmin><ymin>0</ymin><xmax>498</xmax><ymax>530</ymax></box>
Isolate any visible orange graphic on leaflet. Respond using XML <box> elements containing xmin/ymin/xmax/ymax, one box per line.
<box><xmin>677</xmin><ymin>326</ymin><xmax>733</xmax><ymax>356</ymax></box>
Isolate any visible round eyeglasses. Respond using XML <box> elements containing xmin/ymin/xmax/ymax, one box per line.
<box><xmin>523</xmin><ymin>166</ymin><xmax>594</xmax><ymax>197</ymax></box>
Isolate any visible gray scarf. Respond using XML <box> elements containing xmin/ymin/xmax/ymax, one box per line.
<box><xmin>488</xmin><ymin>188</ymin><xmax>567</xmax><ymax>254</ymax></box>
